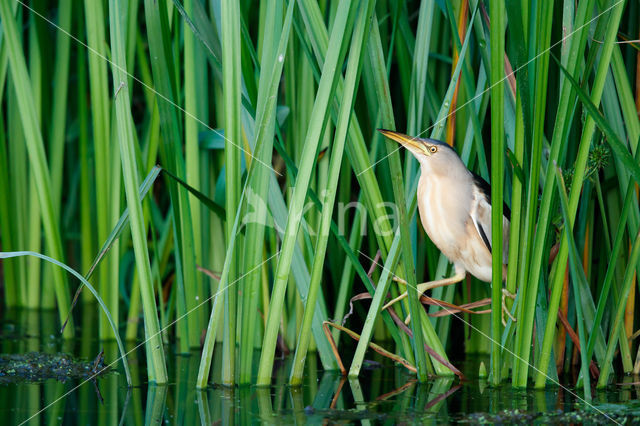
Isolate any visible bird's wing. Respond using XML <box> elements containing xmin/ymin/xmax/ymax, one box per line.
<box><xmin>471</xmin><ymin>172</ymin><xmax>511</xmax><ymax>220</ymax></box>
<box><xmin>470</xmin><ymin>182</ymin><xmax>510</xmax><ymax>264</ymax></box>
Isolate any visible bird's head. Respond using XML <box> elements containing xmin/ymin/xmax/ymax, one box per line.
<box><xmin>378</xmin><ymin>129</ymin><xmax>461</xmax><ymax>175</ymax></box>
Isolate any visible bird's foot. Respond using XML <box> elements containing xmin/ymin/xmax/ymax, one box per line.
<box><xmin>383</xmin><ymin>273</ymin><xmax>466</xmax><ymax>313</ymax></box>
<box><xmin>392</xmin><ymin>276</ymin><xmax>408</xmax><ymax>285</ymax></box>
<box><xmin>501</xmin><ymin>288</ymin><xmax>517</xmax><ymax>326</ymax></box>
<box><xmin>382</xmin><ymin>290</ymin><xmax>408</xmax><ymax>312</ymax></box>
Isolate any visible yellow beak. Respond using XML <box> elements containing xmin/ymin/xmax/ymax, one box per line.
<box><xmin>377</xmin><ymin>129</ymin><xmax>429</xmax><ymax>155</ymax></box>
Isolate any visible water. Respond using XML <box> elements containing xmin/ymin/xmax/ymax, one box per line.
<box><xmin>1</xmin><ymin>309</ymin><xmax>639</xmax><ymax>424</ymax></box>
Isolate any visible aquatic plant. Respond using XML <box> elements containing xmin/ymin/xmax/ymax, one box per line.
<box><xmin>0</xmin><ymin>0</ymin><xmax>638</xmax><ymax>399</ymax></box>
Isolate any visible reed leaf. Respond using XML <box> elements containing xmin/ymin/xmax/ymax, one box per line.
<box><xmin>0</xmin><ymin>0</ymin><xmax>73</xmax><ymax>336</ymax></box>
<box><xmin>237</xmin><ymin>0</ymin><xmax>288</xmax><ymax>384</ymax></box>
<box><xmin>531</xmin><ymin>2</ymin><xmax>626</xmax><ymax>387</ymax></box>
<box><xmin>109</xmin><ymin>0</ymin><xmax>167</xmax><ymax>383</ymax></box>
<box><xmin>83</xmin><ymin>0</ymin><xmax>118</xmax><ymax>340</ymax></box>
<box><xmin>554</xmin><ymin>166</ymin><xmax>592</xmax><ymax>399</ymax></box>
<box><xmin>143</xmin><ymin>0</ymin><xmax>201</xmax><ymax>351</ymax></box>
<box><xmin>255</xmin><ymin>0</ymin><xmax>358</xmax><ymax>385</ymax></box>
<box><xmin>290</xmin><ymin>0</ymin><xmax>375</xmax><ymax>385</ymax></box>
<box><xmin>489</xmin><ymin>0</ymin><xmax>506</xmax><ymax>385</ymax></box>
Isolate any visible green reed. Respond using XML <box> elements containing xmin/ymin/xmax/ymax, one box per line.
<box><xmin>0</xmin><ymin>0</ymin><xmax>638</xmax><ymax>394</ymax></box>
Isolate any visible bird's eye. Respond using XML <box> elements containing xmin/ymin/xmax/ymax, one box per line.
<box><xmin>429</xmin><ymin>146</ymin><xmax>437</xmax><ymax>153</ymax></box>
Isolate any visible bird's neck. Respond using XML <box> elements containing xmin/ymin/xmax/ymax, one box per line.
<box><xmin>419</xmin><ymin>161</ymin><xmax>471</xmax><ymax>183</ymax></box>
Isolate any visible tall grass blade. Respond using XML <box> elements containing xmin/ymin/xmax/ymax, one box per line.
<box><xmin>531</xmin><ymin>2</ymin><xmax>626</xmax><ymax>387</ymax></box>
<box><xmin>256</xmin><ymin>0</ymin><xmax>357</xmax><ymax>385</ymax></box>
<box><xmin>238</xmin><ymin>0</ymin><xmax>290</xmax><ymax>385</ymax></box>
<box><xmin>109</xmin><ymin>0</ymin><xmax>168</xmax><ymax>383</ymax></box>
<box><xmin>143</xmin><ymin>0</ymin><xmax>201</xmax><ymax>351</ymax></box>
<box><xmin>183</xmin><ymin>0</ymin><xmax>206</xmax><ymax>362</ymax></box>
<box><xmin>83</xmin><ymin>0</ymin><xmax>118</xmax><ymax>339</ymax></box>
<box><xmin>597</xmin><ymin>227</ymin><xmax>640</xmax><ymax>387</ymax></box>
<box><xmin>290</xmin><ymin>0</ymin><xmax>375</xmax><ymax>385</ymax></box>
<box><xmin>48</xmin><ymin>0</ymin><xmax>72</xmax><ymax>211</ymax></box>
<box><xmin>296</xmin><ymin>0</ymin><xmax>396</xmax><ymax>257</ymax></box>
<box><xmin>554</xmin><ymin>167</ymin><xmax>592</xmax><ymax>400</ymax></box>
<box><xmin>0</xmin><ymin>0</ymin><xmax>73</xmax><ymax>336</ymax></box>
<box><xmin>512</xmin><ymin>0</ymin><xmax>593</xmax><ymax>386</ymax></box>
<box><xmin>220</xmin><ymin>0</ymin><xmax>242</xmax><ymax>386</ymax></box>
<box><xmin>489</xmin><ymin>0</ymin><xmax>506</xmax><ymax>385</ymax></box>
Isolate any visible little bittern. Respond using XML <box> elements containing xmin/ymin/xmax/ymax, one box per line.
<box><xmin>378</xmin><ymin>129</ymin><xmax>514</xmax><ymax>322</ymax></box>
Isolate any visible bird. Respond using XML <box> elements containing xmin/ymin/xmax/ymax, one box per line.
<box><xmin>378</xmin><ymin>129</ymin><xmax>515</xmax><ymax>323</ymax></box>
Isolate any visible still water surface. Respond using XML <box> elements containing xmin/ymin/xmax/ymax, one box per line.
<box><xmin>1</xmin><ymin>309</ymin><xmax>639</xmax><ymax>424</ymax></box>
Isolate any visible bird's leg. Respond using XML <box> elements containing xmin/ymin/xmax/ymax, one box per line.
<box><xmin>501</xmin><ymin>288</ymin><xmax>517</xmax><ymax>326</ymax></box>
<box><xmin>416</xmin><ymin>271</ymin><xmax>467</xmax><ymax>293</ymax></box>
<box><xmin>382</xmin><ymin>271</ymin><xmax>466</xmax><ymax>313</ymax></box>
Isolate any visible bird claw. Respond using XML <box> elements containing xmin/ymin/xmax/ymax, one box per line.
<box><xmin>502</xmin><ymin>288</ymin><xmax>516</xmax><ymax>300</ymax></box>
<box><xmin>384</xmin><ymin>273</ymin><xmax>466</xmax><ymax>320</ymax></box>
<box><xmin>382</xmin><ymin>292</ymin><xmax>408</xmax><ymax>312</ymax></box>
<box><xmin>501</xmin><ymin>288</ymin><xmax>517</xmax><ymax>326</ymax></box>
<box><xmin>392</xmin><ymin>276</ymin><xmax>408</xmax><ymax>286</ymax></box>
